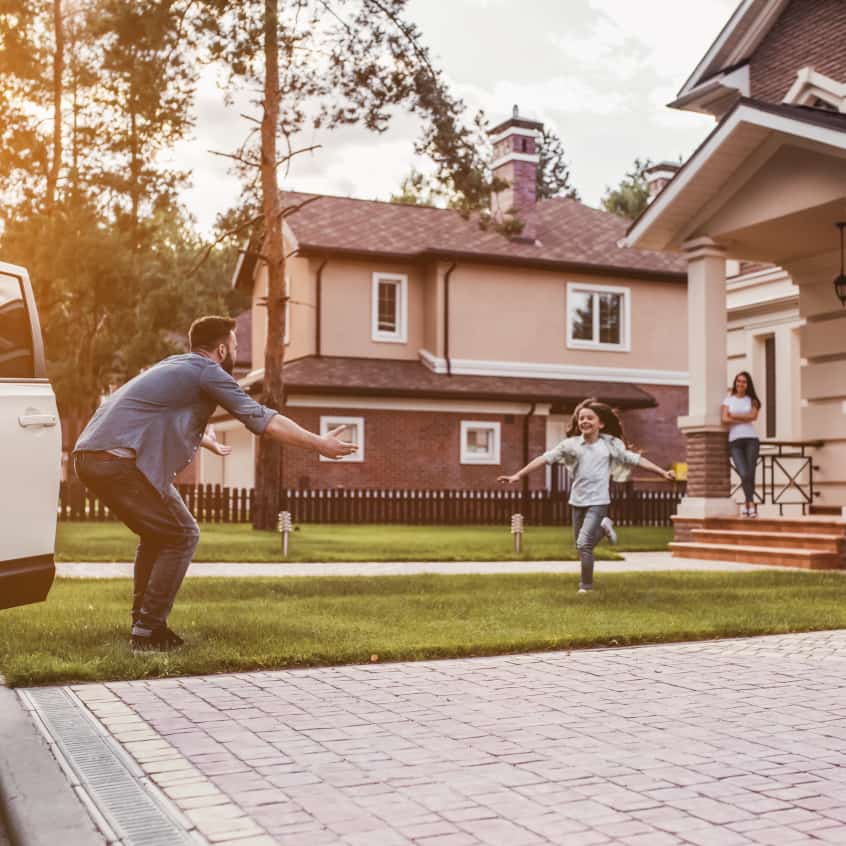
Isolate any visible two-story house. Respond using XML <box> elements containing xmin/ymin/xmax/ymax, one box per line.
<box><xmin>198</xmin><ymin>109</ymin><xmax>690</xmax><ymax>492</ymax></box>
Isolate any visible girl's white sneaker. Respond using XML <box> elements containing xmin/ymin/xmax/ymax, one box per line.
<box><xmin>600</xmin><ymin>517</ymin><xmax>618</xmax><ymax>545</ymax></box>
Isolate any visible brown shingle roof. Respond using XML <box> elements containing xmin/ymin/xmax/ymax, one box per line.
<box><xmin>282</xmin><ymin>192</ymin><xmax>686</xmax><ymax>279</ymax></box>
<box><xmin>244</xmin><ymin>356</ymin><xmax>657</xmax><ymax>410</ymax></box>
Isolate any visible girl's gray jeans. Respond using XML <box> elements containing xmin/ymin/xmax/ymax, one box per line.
<box><xmin>571</xmin><ymin>504</ymin><xmax>609</xmax><ymax>590</ymax></box>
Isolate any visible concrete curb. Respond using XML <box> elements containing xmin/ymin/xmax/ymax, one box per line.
<box><xmin>0</xmin><ymin>684</ymin><xmax>103</xmax><ymax>846</ymax></box>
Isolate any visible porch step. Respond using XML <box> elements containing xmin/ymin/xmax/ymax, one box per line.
<box><xmin>699</xmin><ymin>516</ymin><xmax>846</xmax><ymax>536</ymax></box>
<box><xmin>691</xmin><ymin>529</ymin><xmax>845</xmax><ymax>553</ymax></box>
<box><xmin>810</xmin><ymin>505</ymin><xmax>844</xmax><ymax>517</ymax></box>
<box><xmin>669</xmin><ymin>542</ymin><xmax>844</xmax><ymax>570</ymax></box>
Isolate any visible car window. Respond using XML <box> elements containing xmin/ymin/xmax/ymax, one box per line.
<box><xmin>0</xmin><ymin>271</ymin><xmax>35</xmax><ymax>379</ymax></box>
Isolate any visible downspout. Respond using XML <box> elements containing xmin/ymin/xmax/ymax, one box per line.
<box><xmin>443</xmin><ymin>262</ymin><xmax>456</xmax><ymax>376</ymax></box>
<box><xmin>522</xmin><ymin>402</ymin><xmax>537</xmax><ymax>508</ymax></box>
<box><xmin>315</xmin><ymin>257</ymin><xmax>328</xmax><ymax>357</ymax></box>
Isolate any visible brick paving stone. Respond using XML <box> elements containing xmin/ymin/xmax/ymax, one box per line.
<box><xmin>56</xmin><ymin>630</ymin><xmax>846</xmax><ymax>846</ymax></box>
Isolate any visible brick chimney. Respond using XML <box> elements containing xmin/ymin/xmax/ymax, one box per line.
<box><xmin>644</xmin><ymin>161</ymin><xmax>680</xmax><ymax>203</ymax></box>
<box><xmin>488</xmin><ymin>105</ymin><xmax>543</xmax><ymax>242</ymax></box>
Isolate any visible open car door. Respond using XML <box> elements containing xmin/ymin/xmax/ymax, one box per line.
<box><xmin>0</xmin><ymin>262</ymin><xmax>61</xmax><ymax>610</ymax></box>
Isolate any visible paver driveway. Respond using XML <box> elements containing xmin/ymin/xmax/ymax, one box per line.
<box><xmin>30</xmin><ymin>631</ymin><xmax>846</xmax><ymax>845</ymax></box>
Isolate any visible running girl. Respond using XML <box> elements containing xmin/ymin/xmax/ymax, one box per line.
<box><xmin>498</xmin><ymin>399</ymin><xmax>675</xmax><ymax>593</ymax></box>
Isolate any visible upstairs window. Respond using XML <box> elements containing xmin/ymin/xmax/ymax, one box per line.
<box><xmin>567</xmin><ymin>283</ymin><xmax>630</xmax><ymax>351</ymax></box>
<box><xmin>371</xmin><ymin>272</ymin><xmax>408</xmax><ymax>343</ymax></box>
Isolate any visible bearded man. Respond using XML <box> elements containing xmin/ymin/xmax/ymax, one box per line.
<box><xmin>74</xmin><ymin>315</ymin><xmax>354</xmax><ymax>651</ymax></box>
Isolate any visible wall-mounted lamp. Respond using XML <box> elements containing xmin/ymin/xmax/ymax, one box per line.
<box><xmin>835</xmin><ymin>222</ymin><xmax>846</xmax><ymax>308</ymax></box>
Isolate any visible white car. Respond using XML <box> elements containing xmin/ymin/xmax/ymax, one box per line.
<box><xmin>0</xmin><ymin>261</ymin><xmax>61</xmax><ymax>610</ymax></box>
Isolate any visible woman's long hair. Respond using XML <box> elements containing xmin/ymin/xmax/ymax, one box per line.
<box><xmin>566</xmin><ymin>398</ymin><xmax>627</xmax><ymax>442</ymax></box>
<box><xmin>730</xmin><ymin>370</ymin><xmax>762</xmax><ymax>409</ymax></box>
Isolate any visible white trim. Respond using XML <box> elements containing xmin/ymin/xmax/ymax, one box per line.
<box><xmin>288</xmin><ymin>394</ymin><xmax>549</xmax><ymax>415</ymax></box>
<box><xmin>418</xmin><ymin>349</ymin><xmax>688</xmax><ymax>386</ymax></box>
<box><xmin>783</xmin><ymin>67</ymin><xmax>846</xmax><ymax>112</ymax></box>
<box><xmin>626</xmin><ymin>103</ymin><xmax>846</xmax><ymax>251</ymax></box>
<box><xmin>491</xmin><ymin>152</ymin><xmax>540</xmax><ymax>169</ymax></box>
<box><xmin>566</xmin><ymin>282</ymin><xmax>631</xmax><ymax>352</ymax></box>
<box><xmin>460</xmin><ymin>420</ymin><xmax>501</xmax><ymax>465</ymax></box>
<box><xmin>371</xmin><ymin>272</ymin><xmax>408</xmax><ymax>344</ymax></box>
<box><xmin>488</xmin><ymin>126</ymin><xmax>540</xmax><ymax>145</ymax></box>
<box><xmin>677</xmin><ymin>0</ymin><xmax>787</xmax><ymax>99</ymax></box>
<box><xmin>319</xmin><ymin>415</ymin><xmax>364</xmax><ymax>462</ymax></box>
<box><xmin>282</xmin><ymin>219</ymin><xmax>300</xmax><ymax>252</ymax></box>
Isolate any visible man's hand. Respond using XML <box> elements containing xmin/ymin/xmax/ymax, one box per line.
<box><xmin>663</xmin><ymin>469</ymin><xmax>676</xmax><ymax>481</ymax></box>
<box><xmin>497</xmin><ymin>474</ymin><xmax>521</xmax><ymax>484</ymax></box>
<box><xmin>201</xmin><ymin>430</ymin><xmax>233</xmax><ymax>456</ymax></box>
<box><xmin>319</xmin><ymin>425</ymin><xmax>357</xmax><ymax>460</ymax></box>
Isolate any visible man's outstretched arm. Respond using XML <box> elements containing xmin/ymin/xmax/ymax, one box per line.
<box><xmin>264</xmin><ymin>415</ymin><xmax>357</xmax><ymax>460</ymax></box>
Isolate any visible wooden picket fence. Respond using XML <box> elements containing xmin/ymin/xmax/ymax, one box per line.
<box><xmin>58</xmin><ymin>481</ymin><xmax>685</xmax><ymax>527</ymax></box>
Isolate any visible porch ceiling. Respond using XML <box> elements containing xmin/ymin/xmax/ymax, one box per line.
<box><xmin>625</xmin><ymin>100</ymin><xmax>846</xmax><ymax>259</ymax></box>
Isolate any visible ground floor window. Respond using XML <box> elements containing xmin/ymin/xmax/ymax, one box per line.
<box><xmin>460</xmin><ymin>421</ymin><xmax>501</xmax><ymax>465</ymax></box>
<box><xmin>319</xmin><ymin>415</ymin><xmax>365</xmax><ymax>462</ymax></box>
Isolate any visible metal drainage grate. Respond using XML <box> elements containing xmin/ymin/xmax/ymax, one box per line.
<box><xmin>21</xmin><ymin>687</ymin><xmax>197</xmax><ymax>846</ymax></box>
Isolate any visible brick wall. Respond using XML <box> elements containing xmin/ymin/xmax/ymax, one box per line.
<box><xmin>280</xmin><ymin>407</ymin><xmax>548</xmax><ymax>491</ymax></box>
<box><xmin>750</xmin><ymin>0</ymin><xmax>846</xmax><ymax>102</ymax></box>
<box><xmin>619</xmin><ymin>384</ymin><xmax>688</xmax><ymax>476</ymax></box>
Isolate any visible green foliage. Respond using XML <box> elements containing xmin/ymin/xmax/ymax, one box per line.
<box><xmin>537</xmin><ymin>127</ymin><xmax>579</xmax><ymax>201</ymax></box>
<box><xmin>3</xmin><ymin>570</ymin><xmax>846</xmax><ymax>685</ymax></box>
<box><xmin>601</xmin><ymin>156</ymin><xmax>653</xmax><ymax>221</ymax></box>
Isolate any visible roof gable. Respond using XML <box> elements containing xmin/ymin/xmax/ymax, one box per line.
<box><xmin>673</xmin><ymin>0</ymin><xmax>790</xmax><ymax>112</ymax></box>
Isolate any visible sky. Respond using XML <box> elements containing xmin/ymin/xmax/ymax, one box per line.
<box><xmin>172</xmin><ymin>0</ymin><xmax>739</xmax><ymax>234</ymax></box>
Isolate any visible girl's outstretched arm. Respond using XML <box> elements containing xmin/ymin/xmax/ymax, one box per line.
<box><xmin>498</xmin><ymin>455</ymin><xmax>548</xmax><ymax>484</ymax></box>
<box><xmin>638</xmin><ymin>455</ymin><xmax>676</xmax><ymax>481</ymax></box>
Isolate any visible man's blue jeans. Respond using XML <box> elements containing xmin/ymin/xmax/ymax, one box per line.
<box><xmin>74</xmin><ymin>452</ymin><xmax>199</xmax><ymax>633</ymax></box>
<box><xmin>571</xmin><ymin>504</ymin><xmax>609</xmax><ymax>590</ymax></box>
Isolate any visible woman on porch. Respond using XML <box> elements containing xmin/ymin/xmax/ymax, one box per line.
<box><xmin>722</xmin><ymin>371</ymin><xmax>761</xmax><ymax>518</ymax></box>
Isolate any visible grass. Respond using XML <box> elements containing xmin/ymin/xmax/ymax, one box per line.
<box><xmin>55</xmin><ymin>522</ymin><xmax>673</xmax><ymax>563</ymax></box>
<box><xmin>2</xmin><ymin>570</ymin><xmax>846</xmax><ymax>687</ymax></box>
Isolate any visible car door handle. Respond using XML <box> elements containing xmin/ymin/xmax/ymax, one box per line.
<box><xmin>18</xmin><ymin>414</ymin><xmax>58</xmax><ymax>428</ymax></box>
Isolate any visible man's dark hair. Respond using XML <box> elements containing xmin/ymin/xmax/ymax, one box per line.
<box><xmin>189</xmin><ymin>316</ymin><xmax>236</xmax><ymax>351</ymax></box>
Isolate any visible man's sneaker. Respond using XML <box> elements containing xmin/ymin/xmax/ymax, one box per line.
<box><xmin>578</xmin><ymin>587</ymin><xmax>592</xmax><ymax>594</ymax></box>
<box><xmin>600</xmin><ymin>516</ymin><xmax>617</xmax><ymax>546</ymax></box>
<box><xmin>131</xmin><ymin>626</ymin><xmax>185</xmax><ymax>653</ymax></box>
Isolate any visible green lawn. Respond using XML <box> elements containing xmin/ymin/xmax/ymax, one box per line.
<box><xmin>2</xmin><ymin>571</ymin><xmax>845</xmax><ymax>686</ymax></box>
<box><xmin>55</xmin><ymin>522</ymin><xmax>673</xmax><ymax>563</ymax></box>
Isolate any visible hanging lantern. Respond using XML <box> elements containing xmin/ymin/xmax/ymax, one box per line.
<box><xmin>835</xmin><ymin>222</ymin><xmax>846</xmax><ymax>308</ymax></box>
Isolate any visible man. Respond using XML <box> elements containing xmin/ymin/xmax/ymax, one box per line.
<box><xmin>74</xmin><ymin>315</ymin><xmax>355</xmax><ymax>651</ymax></box>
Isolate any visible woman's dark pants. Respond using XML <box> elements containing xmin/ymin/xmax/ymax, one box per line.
<box><xmin>729</xmin><ymin>437</ymin><xmax>760</xmax><ymax>504</ymax></box>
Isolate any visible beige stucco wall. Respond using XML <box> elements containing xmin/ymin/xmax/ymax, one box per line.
<box><xmin>446</xmin><ymin>263</ymin><xmax>688</xmax><ymax>371</ymax></box>
<box><xmin>251</xmin><ymin>253</ymin><xmax>314</xmax><ymax>368</ymax></box>
<box><xmin>789</xmin><ymin>254</ymin><xmax>846</xmax><ymax>507</ymax></box>
<box><xmin>318</xmin><ymin>258</ymin><xmax>424</xmax><ymax>360</ymax></box>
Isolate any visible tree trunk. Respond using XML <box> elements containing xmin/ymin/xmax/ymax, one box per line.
<box><xmin>252</xmin><ymin>0</ymin><xmax>286</xmax><ymax>530</ymax></box>
<box><xmin>46</xmin><ymin>0</ymin><xmax>63</xmax><ymax>212</ymax></box>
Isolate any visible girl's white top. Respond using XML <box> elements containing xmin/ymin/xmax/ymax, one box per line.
<box><xmin>722</xmin><ymin>394</ymin><xmax>758</xmax><ymax>442</ymax></box>
<box><xmin>544</xmin><ymin>434</ymin><xmax>641</xmax><ymax>507</ymax></box>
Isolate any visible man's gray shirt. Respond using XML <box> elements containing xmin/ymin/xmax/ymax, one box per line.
<box><xmin>75</xmin><ymin>354</ymin><xmax>276</xmax><ymax>496</ymax></box>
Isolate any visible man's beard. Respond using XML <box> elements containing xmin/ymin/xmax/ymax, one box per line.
<box><xmin>221</xmin><ymin>349</ymin><xmax>235</xmax><ymax>374</ymax></box>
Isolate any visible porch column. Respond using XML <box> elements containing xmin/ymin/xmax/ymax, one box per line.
<box><xmin>676</xmin><ymin>238</ymin><xmax>735</xmax><ymax>519</ymax></box>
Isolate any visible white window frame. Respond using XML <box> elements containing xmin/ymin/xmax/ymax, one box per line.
<box><xmin>460</xmin><ymin>421</ymin><xmax>501</xmax><ymax>465</ymax></box>
<box><xmin>371</xmin><ymin>272</ymin><xmax>408</xmax><ymax>343</ymax></box>
<box><xmin>319</xmin><ymin>415</ymin><xmax>364</xmax><ymax>462</ymax></box>
<box><xmin>566</xmin><ymin>282</ymin><xmax>631</xmax><ymax>352</ymax></box>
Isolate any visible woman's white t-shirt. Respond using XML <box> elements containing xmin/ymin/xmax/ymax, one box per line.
<box><xmin>722</xmin><ymin>394</ymin><xmax>758</xmax><ymax>442</ymax></box>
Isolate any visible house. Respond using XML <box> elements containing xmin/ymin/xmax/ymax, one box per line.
<box><xmin>197</xmin><ymin>109</ymin><xmax>691</xmax><ymax>492</ymax></box>
<box><xmin>626</xmin><ymin>0</ymin><xmax>846</xmax><ymax>563</ymax></box>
